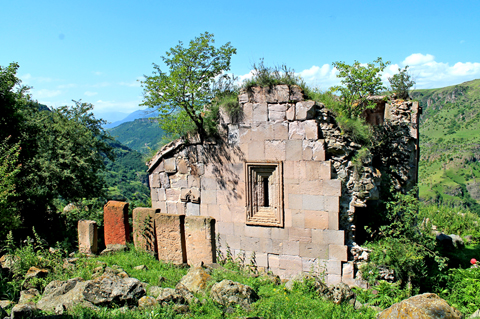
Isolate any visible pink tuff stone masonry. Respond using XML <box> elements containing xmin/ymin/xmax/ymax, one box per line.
<box><xmin>185</xmin><ymin>216</ymin><xmax>216</xmax><ymax>265</ymax></box>
<box><xmin>133</xmin><ymin>207</ymin><xmax>159</xmax><ymax>253</ymax></box>
<box><xmin>155</xmin><ymin>213</ymin><xmax>187</xmax><ymax>264</ymax></box>
<box><xmin>78</xmin><ymin>220</ymin><xmax>98</xmax><ymax>254</ymax></box>
<box><xmin>104</xmin><ymin>201</ymin><xmax>130</xmax><ymax>246</ymax></box>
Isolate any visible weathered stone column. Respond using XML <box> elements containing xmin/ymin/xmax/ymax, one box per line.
<box><xmin>104</xmin><ymin>201</ymin><xmax>130</xmax><ymax>246</ymax></box>
<box><xmin>133</xmin><ymin>207</ymin><xmax>159</xmax><ymax>253</ymax></box>
<box><xmin>155</xmin><ymin>214</ymin><xmax>186</xmax><ymax>264</ymax></box>
<box><xmin>185</xmin><ymin>216</ymin><xmax>216</xmax><ymax>265</ymax></box>
<box><xmin>78</xmin><ymin>220</ymin><xmax>98</xmax><ymax>254</ymax></box>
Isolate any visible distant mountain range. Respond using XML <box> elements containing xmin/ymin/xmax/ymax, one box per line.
<box><xmin>103</xmin><ymin>109</ymin><xmax>159</xmax><ymax>129</ymax></box>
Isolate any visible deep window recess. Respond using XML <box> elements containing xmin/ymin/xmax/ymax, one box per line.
<box><xmin>245</xmin><ymin>162</ymin><xmax>284</xmax><ymax>227</ymax></box>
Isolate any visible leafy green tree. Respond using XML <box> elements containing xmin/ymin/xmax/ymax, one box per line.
<box><xmin>331</xmin><ymin>57</ymin><xmax>390</xmax><ymax>118</ymax></box>
<box><xmin>389</xmin><ymin>66</ymin><xmax>415</xmax><ymax>100</ymax></box>
<box><xmin>141</xmin><ymin>32</ymin><xmax>237</xmax><ymax>138</ymax></box>
<box><xmin>1</xmin><ymin>62</ymin><xmax>114</xmax><ymax>240</ymax></box>
<box><xmin>0</xmin><ymin>137</ymin><xmax>22</xmax><ymax>238</ymax></box>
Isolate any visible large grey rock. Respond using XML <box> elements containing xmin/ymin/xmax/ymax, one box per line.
<box><xmin>36</xmin><ymin>278</ymin><xmax>93</xmax><ymax>313</ymax></box>
<box><xmin>37</xmin><ymin>272</ymin><xmax>146</xmax><ymax>312</ymax></box>
<box><xmin>177</xmin><ymin>267</ymin><xmax>211</xmax><ymax>294</ymax></box>
<box><xmin>82</xmin><ymin>273</ymin><xmax>145</xmax><ymax>306</ymax></box>
<box><xmin>18</xmin><ymin>288</ymin><xmax>39</xmax><ymax>304</ymax></box>
<box><xmin>377</xmin><ymin>293</ymin><xmax>461</xmax><ymax>319</ymax></box>
<box><xmin>436</xmin><ymin>233</ymin><xmax>464</xmax><ymax>250</ymax></box>
<box><xmin>156</xmin><ymin>288</ymin><xmax>187</xmax><ymax>305</ymax></box>
<box><xmin>210</xmin><ymin>280</ymin><xmax>259</xmax><ymax>310</ymax></box>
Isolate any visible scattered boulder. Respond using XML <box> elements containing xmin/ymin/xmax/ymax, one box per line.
<box><xmin>470</xmin><ymin>309</ymin><xmax>480</xmax><ymax>318</ymax></box>
<box><xmin>25</xmin><ymin>267</ymin><xmax>49</xmax><ymax>280</ymax></box>
<box><xmin>147</xmin><ymin>286</ymin><xmax>164</xmax><ymax>298</ymax></box>
<box><xmin>325</xmin><ymin>283</ymin><xmax>355</xmax><ymax>305</ymax></box>
<box><xmin>36</xmin><ymin>277</ymin><xmax>93</xmax><ymax>313</ymax></box>
<box><xmin>10</xmin><ymin>303</ymin><xmax>38</xmax><ymax>319</ymax></box>
<box><xmin>138</xmin><ymin>296</ymin><xmax>158</xmax><ymax>308</ymax></box>
<box><xmin>436</xmin><ymin>233</ymin><xmax>465</xmax><ymax>250</ymax></box>
<box><xmin>18</xmin><ymin>288</ymin><xmax>39</xmax><ymax>304</ymax></box>
<box><xmin>0</xmin><ymin>255</ymin><xmax>17</xmax><ymax>270</ymax></box>
<box><xmin>210</xmin><ymin>280</ymin><xmax>259</xmax><ymax>310</ymax></box>
<box><xmin>134</xmin><ymin>265</ymin><xmax>148</xmax><ymax>271</ymax></box>
<box><xmin>449</xmin><ymin>234</ymin><xmax>464</xmax><ymax>249</ymax></box>
<box><xmin>156</xmin><ymin>288</ymin><xmax>187</xmax><ymax>305</ymax></box>
<box><xmin>37</xmin><ymin>272</ymin><xmax>146</xmax><ymax>312</ymax></box>
<box><xmin>0</xmin><ymin>300</ymin><xmax>13</xmax><ymax>309</ymax></box>
<box><xmin>377</xmin><ymin>293</ymin><xmax>462</xmax><ymax>319</ymax></box>
<box><xmin>82</xmin><ymin>272</ymin><xmax>145</xmax><ymax>306</ymax></box>
<box><xmin>177</xmin><ymin>267</ymin><xmax>211</xmax><ymax>294</ymax></box>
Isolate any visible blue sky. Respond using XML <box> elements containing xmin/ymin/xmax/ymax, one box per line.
<box><xmin>2</xmin><ymin>0</ymin><xmax>479</xmax><ymax>122</ymax></box>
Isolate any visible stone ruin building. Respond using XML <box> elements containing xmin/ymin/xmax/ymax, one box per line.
<box><xmin>140</xmin><ymin>85</ymin><xmax>420</xmax><ymax>285</ymax></box>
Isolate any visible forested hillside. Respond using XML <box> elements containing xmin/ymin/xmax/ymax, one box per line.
<box><xmin>413</xmin><ymin>79</ymin><xmax>480</xmax><ymax>213</ymax></box>
<box><xmin>108</xmin><ymin>118</ymin><xmax>166</xmax><ymax>154</ymax></box>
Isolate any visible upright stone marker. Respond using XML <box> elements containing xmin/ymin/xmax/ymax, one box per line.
<box><xmin>78</xmin><ymin>220</ymin><xmax>98</xmax><ymax>254</ymax></box>
<box><xmin>185</xmin><ymin>216</ymin><xmax>216</xmax><ymax>265</ymax></box>
<box><xmin>133</xmin><ymin>207</ymin><xmax>159</xmax><ymax>253</ymax></box>
<box><xmin>104</xmin><ymin>201</ymin><xmax>130</xmax><ymax>246</ymax></box>
<box><xmin>155</xmin><ymin>214</ymin><xmax>186</xmax><ymax>264</ymax></box>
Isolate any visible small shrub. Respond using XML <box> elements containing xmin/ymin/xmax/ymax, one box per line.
<box><xmin>337</xmin><ymin>116</ymin><xmax>373</xmax><ymax>144</ymax></box>
<box><xmin>441</xmin><ymin>266</ymin><xmax>480</xmax><ymax>315</ymax></box>
<box><xmin>243</xmin><ymin>59</ymin><xmax>306</xmax><ymax>90</ymax></box>
<box><xmin>388</xmin><ymin>66</ymin><xmax>415</xmax><ymax>100</ymax></box>
<box><xmin>362</xmin><ymin>189</ymin><xmax>447</xmax><ymax>288</ymax></box>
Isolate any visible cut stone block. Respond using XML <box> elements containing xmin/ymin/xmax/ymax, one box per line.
<box><xmin>329</xmin><ymin>244</ymin><xmax>348</xmax><ymax>261</ymax></box>
<box><xmin>304</xmin><ymin>120</ymin><xmax>319</xmax><ymax>140</ymax></box>
<box><xmin>133</xmin><ymin>207</ymin><xmax>159</xmax><ymax>253</ymax></box>
<box><xmin>252</xmin><ymin>103</ymin><xmax>268</xmax><ymax>122</ymax></box>
<box><xmin>295</xmin><ymin>100</ymin><xmax>316</xmax><ymax>120</ymax></box>
<box><xmin>185</xmin><ymin>216</ymin><xmax>216</xmax><ymax>265</ymax></box>
<box><xmin>286</xmin><ymin>105</ymin><xmax>296</xmax><ymax>121</ymax></box>
<box><xmin>78</xmin><ymin>220</ymin><xmax>98</xmax><ymax>255</ymax></box>
<box><xmin>164</xmin><ymin>158</ymin><xmax>177</xmax><ymax>173</ymax></box>
<box><xmin>186</xmin><ymin>202</ymin><xmax>200</xmax><ymax>216</ymax></box>
<box><xmin>155</xmin><ymin>214</ymin><xmax>187</xmax><ymax>264</ymax></box>
<box><xmin>104</xmin><ymin>201</ymin><xmax>130</xmax><ymax>246</ymax></box>
<box><xmin>288</xmin><ymin>121</ymin><xmax>305</xmax><ymax>140</ymax></box>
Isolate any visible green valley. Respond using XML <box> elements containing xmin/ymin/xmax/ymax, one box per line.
<box><xmin>413</xmin><ymin>79</ymin><xmax>480</xmax><ymax>213</ymax></box>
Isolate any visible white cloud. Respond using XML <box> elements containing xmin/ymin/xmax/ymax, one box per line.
<box><xmin>250</xmin><ymin>53</ymin><xmax>480</xmax><ymax>91</ymax></box>
<box><xmin>57</xmin><ymin>83</ymin><xmax>77</xmax><ymax>89</ymax></box>
<box><xmin>401</xmin><ymin>53</ymin><xmax>480</xmax><ymax>88</ymax></box>
<box><xmin>34</xmin><ymin>89</ymin><xmax>62</xmax><ymax>98</ymax></box>
<box><xmin>93</xmin><ymin>71</ymin><xmax>103</xmax><ymax>76</ymax></box>
<box><xmin>298</xmin><ymin>64</ymin><xmax>340</xmax><ymax>89</ymax></box>
<box><xmin>84</xmin><ymin>91</ymin><xmax>98</xmax><ymax>96</ymax></box>
<box><xmin>403</xmin><ymin>53</ymin><xmax>435</xmax><ymax>66</ymax></box>
<box><xmin>92</xmin><ymin>99</ymin><xmax>142</xmax><ymax>114</ymax></box>
<box><xmin>119</xmin><ymin>77</ymin><xmax>143</xmax><ymax>87</ymax></box>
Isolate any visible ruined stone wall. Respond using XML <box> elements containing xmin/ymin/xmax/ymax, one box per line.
<box><xmin>148</xmin><ymin>85</ymin><xmax>348</xmax><ymax>283</ymax></box>
<box><xmin>147</xmin><ymin>86</ymin><xmax>420</xmax><ymax>284</ymax></box>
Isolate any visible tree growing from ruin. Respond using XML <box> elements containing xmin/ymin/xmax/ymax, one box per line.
<box><xmin>331</xmin><ymin>57</ymin><xmax>390</xmax><ymax>118</ymax></box>
<box><xmin>141</xmin><ymin>32</ymin><xmax>237</xmax><ymax>139</ymax></box>
<box><xmin>389</xmin><ymin>66</ymin><xmax>416</xmax><ymax>100</ymax></box>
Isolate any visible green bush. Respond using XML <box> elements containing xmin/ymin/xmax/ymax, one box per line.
<box><xmin>362</xmin><ymin>189</ymin><xmax>447</xmax><ymax>287</ymax></box>
<box><xmin>441</xmin><ymin>266</ymin><xmax>480</xmax><ymax>315</ymax></box>
<box><xmin>242</xmin><ymin>59</ymin><xmax>306</xmax><ymax>90</ymax></box>
<box><xmin>419</xmin><ymin>203</ymin><xmax>480</xmax><ymax>238</ymax></box>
